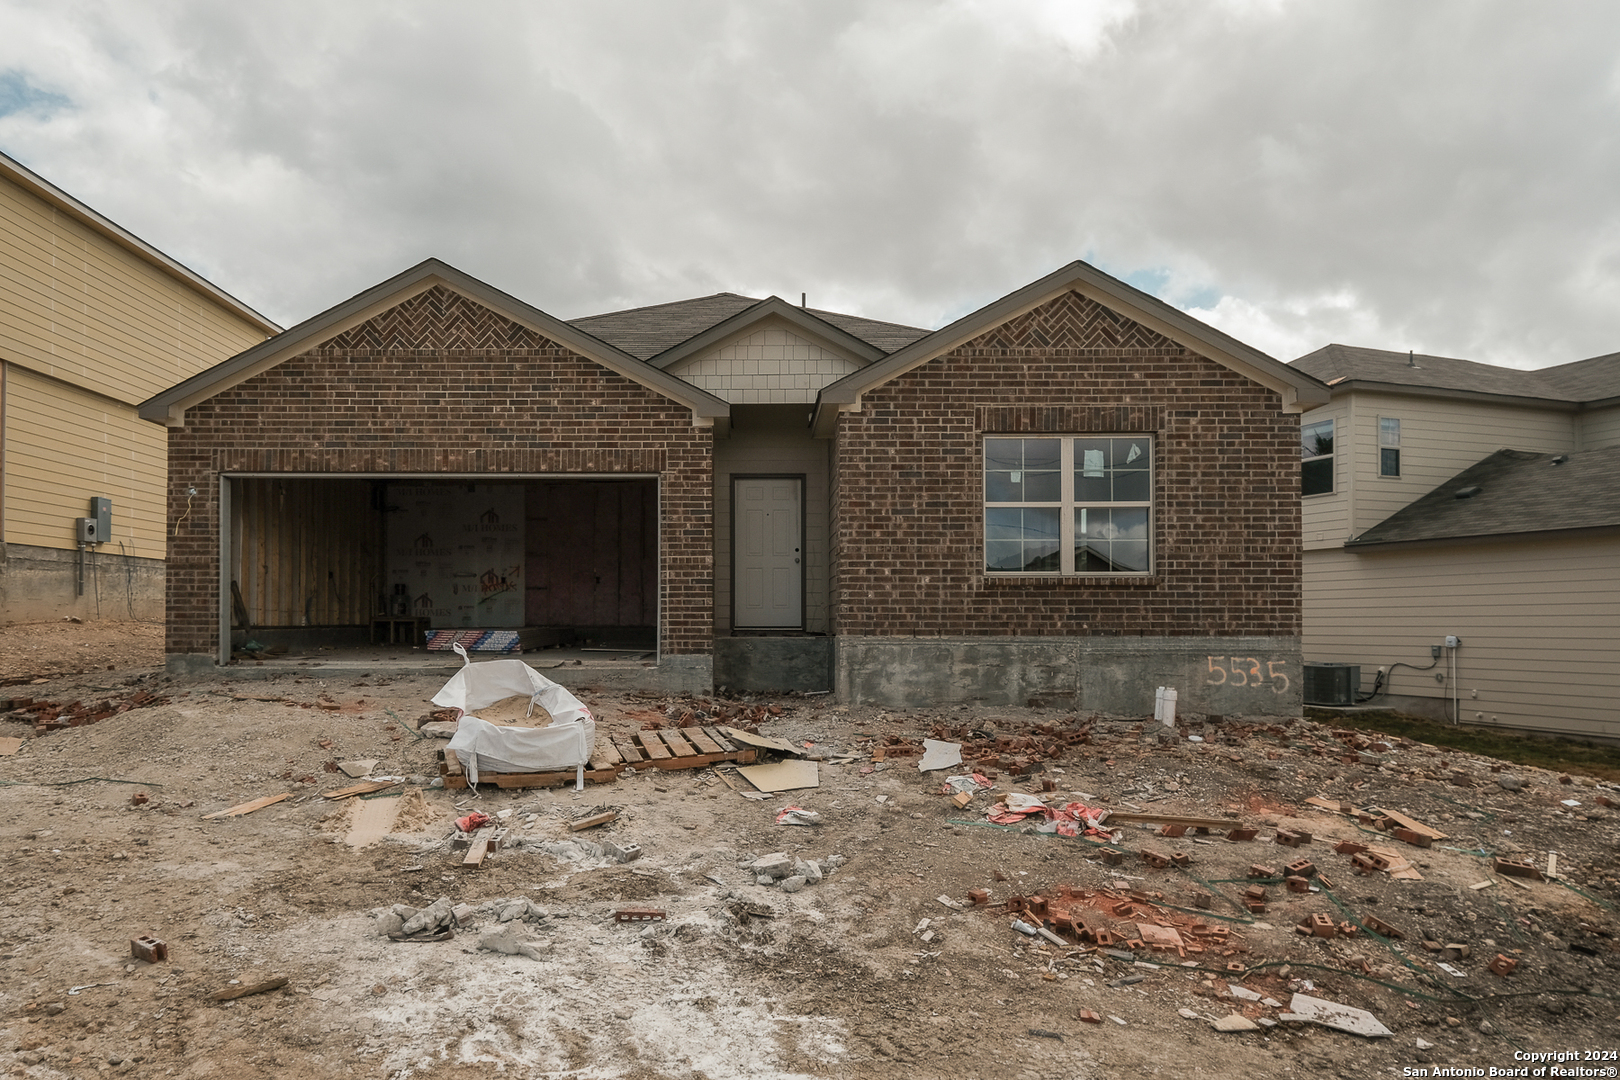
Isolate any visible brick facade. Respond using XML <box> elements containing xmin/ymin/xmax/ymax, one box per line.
<box><xmin>830</xmin><ymin>289</ymin><xmax>1300</xmax><ymax>639</ymax></box>
<box><xmin>165</xmin><ymin>286</ymin><xmax>713</xmax><ymax>657</ymax></box>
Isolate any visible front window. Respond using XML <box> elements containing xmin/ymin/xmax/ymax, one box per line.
<box><xmin>985</xmin><ymin>436</ymin><xmax>1152</xmax><ymax>575</ymax></box>
<box><xmin>1301</xmin><ymin>418</ymin><xmax>1334</xmax><ymax>495</ymax></box>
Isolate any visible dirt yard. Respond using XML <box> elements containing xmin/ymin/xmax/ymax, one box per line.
<box><xmin>1</xmin><ymin>620</ymin><xmax>1617</xmax><ymax>1079</ymax></box>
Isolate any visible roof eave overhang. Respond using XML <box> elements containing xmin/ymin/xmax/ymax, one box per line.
<box><xmin>647</xmin><ymin>297</ymin><xmax>887</xmax><ymax>371</ymax></box>
<box><xmin>1308</xmin><ymin>379</ymin><xmax>1581</xmax><ymax>412</ymax></box>
<box><xmin>813</xmin><ymin>261</ymin><xmax>1329</xmax><ymax>432</ymax></box>
<box><xmin>2</xmin><ymin>150</ymin><xmax>281</xmax><ymax>337</ymax></box>
<box><xmin>1345</xmin><ymin>522</ymin><xmax>1620</xmax><ymax>550</ymax></box>
<box><xmin>138</xmin><ymin>259</ymin><xmax>730</xmax><ymax>428</ymax></box>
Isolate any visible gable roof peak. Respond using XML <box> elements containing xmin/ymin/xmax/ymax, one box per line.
<box><xmin>138</xmin><ymin>257</ymin><xmax>729</xmax><ymax>426</ymax></box>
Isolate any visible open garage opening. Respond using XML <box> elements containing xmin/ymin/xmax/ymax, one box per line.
<box><xmin>222</xmin><ymin>475</ymin><xmax>658</xmax><ymax>664</ymax></box>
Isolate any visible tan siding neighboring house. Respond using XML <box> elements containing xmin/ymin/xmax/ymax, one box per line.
<box><xmin>1</xmin><ymin>150</ymin><xmax>277</xmax><ymax>621</ymax></box>
<box><xmin>1291</xmin><ymin>344</ymin><xmax>1620</xmax><ymax>741</ymax></box>
<box><xmin>1304</xmin><ymin>540</ymin><xmax>1620</xmax><ymax>740</ymax></box>
<box><xmin>1577</xmin><ymin>403</ymin><xmax>1620</xmax><ymax>451</ymax></box>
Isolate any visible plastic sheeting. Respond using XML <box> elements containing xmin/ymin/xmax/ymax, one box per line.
<box><xmin>432</xmin><ymin>644</ymin><xmax>594</xmax><ymax>787</ymax></box>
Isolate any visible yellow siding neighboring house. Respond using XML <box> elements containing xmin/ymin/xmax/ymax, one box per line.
<box><xmin>1</xmin><ymin>150</ymin><xmax>277</xmax><ymax>621</ymax></box>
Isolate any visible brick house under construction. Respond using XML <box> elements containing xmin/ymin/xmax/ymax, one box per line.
<box><xmin>140</xmin><ymin>259</ymin><xmax>1328</xmax><ymax>712</ymax></box>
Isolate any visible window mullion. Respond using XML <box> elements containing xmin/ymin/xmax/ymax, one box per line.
<box><xmin>1060</xmin><ymin>439</ymin><xmax>1074</xmax><ymax>575</ymax></box>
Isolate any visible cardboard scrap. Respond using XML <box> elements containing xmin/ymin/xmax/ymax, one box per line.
<box><xmin>337</xmin><ymin>759</ymin><xmax>379</xmax><ymax>779</ymax></box>
<box><xmin>0</xmin><ymin>736</ymin><xmax>24</xmax><ymax>756</ymax></box>
<box><xmin>736</xmin><ymin>759</ymin><xmax>820</xmax><ymax>793</ymax></box>
<box><xmin>1287</xmin><ymin>992</ymin><xmax>1393</xmax><ymax>1037</ymax></box>
<box><xmin>917</xmin><ymin>739</ymin><xmax>964</xmax><ymax>772</ymax></box>
<box><xmin>202</xmin><ymin>793</ymin><xmax>291</xmax><ymax>819</ymax></box>
<box><xmin>720</xmin><ymin>727</ymin><xmax>801</xmax><ymax>756</ymax></box>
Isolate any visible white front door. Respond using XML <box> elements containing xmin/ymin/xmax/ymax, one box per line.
<box><xmin>734</xmin><ymin>477</ymin><xmax>802</xmax><ymax>629</ymax></box>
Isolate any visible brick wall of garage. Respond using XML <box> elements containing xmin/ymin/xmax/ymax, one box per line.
<box><xmin>164</xmin><ymin>286</ymin><xmax>713</xmax><ymax>657</ymax></box>
<box><xmin>830</xmin><ymin>288</ymin><xmax>1301</xmax><ymax>639</ymax></box>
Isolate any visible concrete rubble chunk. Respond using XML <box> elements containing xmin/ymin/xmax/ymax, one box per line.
<box><xmin>1177</xmin><ymin>1008</ymin><xmax>1200</xmax><ymax>1019</ymax></box>
<box><xmin>499</xmin><ymin>900</ymin><xmax>530</xmax><ymax>923</ymax></box>
<box><xmin>779</xmin><ymin>875</ymin><xmax>807</xmax><ymax>893</ymax></box>
<box><xmin>376</xmin><ymin>912</ymin><xmax>405</xmax><ymax>938</ymax></box>
<box><xmin>603</xmin><ymin>841</ymin><xmax>643</xmax><ymax>864</ymax></box>
<box><xmin>1228</xmin><ymin>986</ymin><xmax>1261</xmax><ymax>1002</ymax></box>
<box><xmin>799</xmin><ymin>860</ymin><xmax>824</xmax><ymax>884</ymax></box>
<box><xmin>402</xmin><ymin>897</ymin><xmax>452</xmax><ymax>935</ymax></box>
<box><xmin>752</xmin><ymin>852</ymin><xmax>794</xmax><ymax>879</ymax></box>
<box><xmin>451</xmin><ymin>903</ymin><xmax>475</xmax><ymax>925</ymax></box>
<box><xmin>1213</xmin><ymin>1013</ymin><xmax>1260</xmax><ymax>1032</ymax></box>
<box><xmin>390</xmin><ymin>904</ymin><xmax>421</xmax><ymax>921</ymax></box>
<box><xmin>478</xmin><ymin>924</ymin><xmax>552</xmax><ymax>961</ymax></box>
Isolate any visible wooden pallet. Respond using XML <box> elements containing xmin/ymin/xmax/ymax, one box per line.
<box><xmin>600</xmin><ymin>726</ymin><xmax>758</xmax><ymax>771</ymax></box>
<box><xmin>437</xmin><ymin>748</ymin><xmax>623</xmax><ymax>791</ymax></box>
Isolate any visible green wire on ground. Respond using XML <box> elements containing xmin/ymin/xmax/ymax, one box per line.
<box><xmin>386</xmin><ymin>708</ymin><xmax>427</xmax><ymax>740</ymax></box>
<box><xmin>1427</xmin><ymin>790</ymin><xmax>1495</xmax><ymax>820</ymax></box>
<box><xmin>0</xmin><ymin>776</ymin><xmax>161</xmax><ymax>787</ymax></box>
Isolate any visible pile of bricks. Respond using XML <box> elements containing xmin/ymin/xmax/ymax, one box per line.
<box><xmin>4</xmin><ymin>691</ymin><xmax>167</xmax><ymax>734</ymax></box>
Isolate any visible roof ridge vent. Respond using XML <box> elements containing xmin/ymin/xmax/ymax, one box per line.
<box><xmin>1454</xmin><ymin>485</ymin><xmax>1483</xmax><ymax>499</ymax></box>
<box><xmin>1549</xmin><ymin>454</ymin><xmax>1570</xmax><ymax>465</ymax></box>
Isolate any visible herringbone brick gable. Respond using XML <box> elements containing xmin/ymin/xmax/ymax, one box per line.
<box><xmin>967</xmin><ymin>289</ymin><xmax>1176</xmax><ymax>351</ymax></box>
<box><xmin>322</xmin><ymin>285</ymin><xmax>552</xmax><ymax>351</ymax></box>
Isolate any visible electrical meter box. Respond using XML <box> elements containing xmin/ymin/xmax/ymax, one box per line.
<box><xmin>90</xmin><ymin>497</ymin><xmax>111</xmax><ymax>540</ymax></box>
<box><xmin>76</xmin><ymin>497</ymin><xmax>112</xmax><ymax>544</ymax></box>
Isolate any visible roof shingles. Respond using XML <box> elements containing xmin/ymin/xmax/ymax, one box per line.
<box><xmin>1291</xmin><ymin>343</ymin><xmax>1620</xmax><ymax>404</ymax></box>
<box><xmin>568</xmin><ymin>293</ymin><xmax>928</xmax><ymax>361</ymax></box>
<box><xmin>1348</xmin><ymin>445</ymin><xmax>1620</xmax><ymax>546</ymax></box>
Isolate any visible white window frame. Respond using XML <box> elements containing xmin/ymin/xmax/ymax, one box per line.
<box><xmin>983</xmin><ymin>435</ymin><xmax>1153</xmax><ymax>577</ymax></box>
<box><xmin>1301</xmin><ymin>418</ymin><xmax>1334</xmax><ymax>496</ymax></box>
<box><xmin>1378</xmin><ymin>416</ymin><xmax>1401</xmax><ymax>477</ymax></box>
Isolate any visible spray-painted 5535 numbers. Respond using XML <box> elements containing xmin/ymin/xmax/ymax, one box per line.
<box><xmin>1206</xmin><ymin>657</ymin><xmax>1290</xmax><ymax>694</ymax></box>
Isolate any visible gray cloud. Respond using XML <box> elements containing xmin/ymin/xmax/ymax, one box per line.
<box><xmin>2</xmin><ymin>0</ymin><xmax>1617</xmax><ymax>368</ymax></box>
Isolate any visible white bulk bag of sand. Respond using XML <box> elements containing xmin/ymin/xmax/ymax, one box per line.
<box><xmin>433</xmin><ymin>644</ymin><xmax>594</xmax><ymax>785</ymax></box>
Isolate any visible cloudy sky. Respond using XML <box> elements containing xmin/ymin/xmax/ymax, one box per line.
<box><xmin>2</xmin><ymin>1</ymin><xmax>1617</xmax><ymax>368</ymax></box>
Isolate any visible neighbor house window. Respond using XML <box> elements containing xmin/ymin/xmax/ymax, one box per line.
<box><xmin>984</xmin><ymin>436</ymin><xmax>1152</xmax><ymax>575</ymax></box>
<box><xmin>1301</xmin><ymin>418</ymin><xmax>1334</xmax><ymax>495</ymax></box>
<box><xmin>1379</xmin><ymin>417</ymin><xmax>1401</xmax><ymax>477</ymax></box>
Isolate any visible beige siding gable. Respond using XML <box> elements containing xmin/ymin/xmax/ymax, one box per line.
<box><xmin>1342</xmin><ymin>393</ymin><xmax>1575</xmax><ymax>537</ymax></box>
<box><xmin>667</xmin><ymin>318</ymin><xmax>861</xmax><ymax>404</ymax></box>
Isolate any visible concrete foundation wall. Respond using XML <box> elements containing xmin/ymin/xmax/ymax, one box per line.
<box><xmin>165</xmin><ymin>651</ymin><xmax>716</xmax><ymax>695</ymax></box>
<box><xmin>0</xmin><ymin>542</ymin><xmax>164</xmax><ymax>622</ymax></box>
<box><xmin>715</xmin><ymin>636</ymin><xmax>833</xmax><ymax>694</ymax></box>
<box><xmin>835</xmin><ymin>635</ymin><xmax>1303</xmax><ymax>715</ymax></box>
